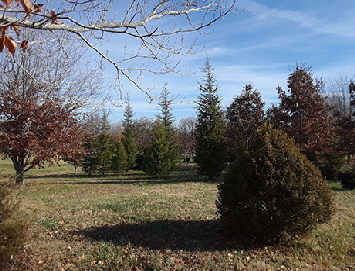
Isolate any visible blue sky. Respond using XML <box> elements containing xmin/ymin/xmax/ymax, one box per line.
<box><xmin>102</xmin><ymin>0</ymin><xmax>355</xmax><ymax>123</ymax></box>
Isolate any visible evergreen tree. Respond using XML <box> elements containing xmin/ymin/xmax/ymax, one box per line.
<box><xmin>94</xmin><ymin>133</ymin><xmax>115</xmax><ymax>176</ymax></box>
<box><xmin>122</xmin><ymin>133</ymin><xmax>138</xmax><ymax>170</ymax></box>
<box><xmin>157</xmin><ymin>83</ymin><xmax>175</xmax><ymax>134</ymax></box>
<box><xmin>81</xmin><ymin>111</ymin><xmax>114</xmax><ymax>176</ymax></box>
<box><xmin>122</xmin><ymin>96</ymin><xmax>135</xmax><ymax>133</ymax></box>
<box><xmin>144</xmin><ymin>83</ymin><xmax>180</xmax><ymax>175</ymax></box>
<box><xmin>195</xmin><ymin>58</ymin><xmax>226</xmax><ymax>180</ymax></box>
<box><xmin>122</xmin><ymin>97</ymin><xmax>138</xmax><ymax>170</ymax></box>
<box><xmin>111</xmin><ymin>138</ymin><xmax>128</xmax><ymax>174</ymax></box>
<box><xmin>142</xmin><ymin>123</ymin><xmax>179</xmax><ymax>177</ymax></box>
<box><xmin>226</xmin><ymin>84</ymin><xmax>265</xmax><ymax>161</ymax></box>
<box><xmin>97</xmin><ymin>111</ymin><xmax>111</xmax><ymax>135</ymax></box>
<box><xmin>81</xmin><ymin>137</ymin><xmax>97</xmax><ymax>176</ymax></box>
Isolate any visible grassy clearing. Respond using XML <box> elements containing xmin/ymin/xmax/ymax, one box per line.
<box><xmin>1</xmin><ymin>161</ymin><xmax>354</xmax><ymax>270</ymax></box>
<box><xmin>0</xmin><ymin>157</ymin><xmax>76</xmax><ymax>178</ymax></box>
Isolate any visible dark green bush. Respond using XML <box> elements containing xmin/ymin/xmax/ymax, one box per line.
<box><xmin>142</xmin><ymin>123</ymin><xmax>179</xmax><ymax>177</ymax></box>
<box><xmin>216</xmin><ymin>124</ymin><xmax>333</xmax><ymax>245</ymax></box>
<box><xmin>0</xmin><ymin>181</ymin><xmax>29</xmax><ymax>269</ymax></box>
<box><xmin>338</xmin><ymin>165</ymin><xmax>355</xmax><ymax>190</ymax></box>
<box><xmin>317</xmin><ymin>153</ymin><xmax>346</xmax><ymax>180</ymax></box>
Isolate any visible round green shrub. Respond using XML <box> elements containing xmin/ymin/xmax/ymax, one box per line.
<box><xmin>216</xmin><ymin>124</ymin><xmax>333</xmax><ymax>244</ymax></box>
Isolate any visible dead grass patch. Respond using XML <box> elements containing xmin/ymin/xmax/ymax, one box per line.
<box><xmin>0</xmin><ymin>162</ymin><xmax>353</xmax><ymax>270</ymax></box>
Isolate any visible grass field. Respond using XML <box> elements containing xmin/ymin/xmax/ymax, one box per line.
<box><xmin>1</xmin><ymin>160</ymin><xmax>354</xmax><ymax>270</ymax></box>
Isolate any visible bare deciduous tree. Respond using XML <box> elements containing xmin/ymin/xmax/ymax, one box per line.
<box><xmin>177</xmin><ymin>116</ymin><xmax>196</xmax><ymax>160</ymax></box>
<box><xmin>326</xmin><ymin>73</ymin><xmax>355</xmax><ymax>159</ymax></box>
<box><xmin>0</xmin><ymin>0</ymin><xmax>237</xmax><ymax>97</ymax></box>
<box><xmin>326</xmin><ymin>72</ymin><xmax>355</xmax><ymax>120</ymax></box>
<box><xmin>132</xmin><ymin>117</ymin><xmax>155</xmax><ymax>153</ymax></box>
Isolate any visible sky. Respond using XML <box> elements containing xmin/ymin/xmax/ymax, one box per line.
<box><xmin>100</xmin><ymin>0</ymin><xmax>355</xmax><ymax>123</ymax></box>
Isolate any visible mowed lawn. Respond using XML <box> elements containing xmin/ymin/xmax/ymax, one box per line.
<box><xmin>1</xmin><ymin>160</ymin><xmax>354</xmax><ymax>270</ymax></box>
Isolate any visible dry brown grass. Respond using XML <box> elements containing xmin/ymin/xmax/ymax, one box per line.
<box><xmin>0</xmin><ymin>162</ymin><xmax>354</xmax><ymax>270</ymax></box>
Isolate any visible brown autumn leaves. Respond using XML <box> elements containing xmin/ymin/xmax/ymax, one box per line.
<box><xmin>0</xmin><ymin>0</ymin><xmax>61</xmax><ymax>55</ymax></box>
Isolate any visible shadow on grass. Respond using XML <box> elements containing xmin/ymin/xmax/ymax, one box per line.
<box><xmin>26</xmin><ymin>173</ymin><xmax>88</xmax><ymax>179</ymax></box>
<box><xmin>77</xmin><ymin>174</ymin><xmax>221</xmax><ymax>185</ymax></box>
<box><xmin>25</xmin><ymin>168</ymin><xmax>221</xmax><ymax>185</ymax></box>
<box><xmin>28</xmin><ymin>175</ymin><xmax>217</xmax><ymax>185</ymax></box>
<box><xmin>71</xmin><ymin>219</ymin><xmax>243</xmax><ymax>252</ymax></box>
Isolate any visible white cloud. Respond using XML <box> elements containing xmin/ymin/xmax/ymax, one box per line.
<box><xmin>212</xmin><ymin>63</ymin><xmax>288</xmax><ymax>107</ymax></box>
<box><xmin>241</xmin><ymin>0</ymin><xmax>355</xmax><ymax>38</ymax></box>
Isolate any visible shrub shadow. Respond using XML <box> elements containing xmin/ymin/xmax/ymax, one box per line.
<box><xmin>74</xmin><ymin>177</ymin><xmax>218</xmax><ymax>185</ymax></box>
<box><xmin>25</xmin><ymin>164</ymin><xmax>222</xmax><ymax>185</ymax></box>
<box><xmin>27</xmin><ymin>172</ymin><xmax>219</xmax><ymax>185</ymax></box>
<box><xmin>71</xmin><ymin>219</ymin><xmax>244</xmax><ymax>251</ymax></box>
<box><xmin>27</xmin><ymin>173</ymin><xmax>88</xmax><ymax>179</ymax></box>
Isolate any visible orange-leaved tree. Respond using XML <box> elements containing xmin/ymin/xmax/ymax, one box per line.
<box><xmin>0</xmin><ymin>90</ymin><xmax>85</xmax><ymax>184</ymax></box>
<box><xmin>0</xmin><ymin>30</ymin><xmax>101</xmax><ymax>184</ymax></box>
<box><xmin>267</xmin><ymin>63</ymin><xmax>335</xmax><ymax>160</ymax></box>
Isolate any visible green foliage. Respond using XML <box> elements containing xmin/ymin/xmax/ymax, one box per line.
<box><xmin>142</xmin><ymin>123</ymin><xmax>179</xmax><ymax>177</ymax></box>
<box><xmin>81</xmin><ymin>137</ymin><xmax>97</xmax><ymax>176</ymax></box>
<box><xmin>82</xmin><ymin>133</ymin><xmax>131</xmax><ymax>176</ymax></box>
<box><xmin>95</xmin><ymin>134</ymin><xmax>115</xmax><ymax>176</ymax></box>
<box><xmin>317</xmin><ymin>153</ymin><xmax>346</xmax><ymax>180</ymax></box>
<box><xmin>82</xmin><ymin>133</ymin><xmax>115</xmax><ymax>176</ymax></box>
<box><xmin>195</xmin><ymin>58</ymin><xmax>227</xmax><ymax>179</ymax></box>
<box><xmin>122</xmin><ymin>132</ymin><xmax>138</xmax><ymax>171</ymax></box>
<box><xmin>216</xmin><ymin>124</ymin><xmax>333</xmax><ymax>244</ymax></box>
<box><xmin>122</xmin><ymin>97</ymin><xmax>135</xmax><ymax>133</ymax></box>
<box><xmin>81</xmin><ymin>111</ymin><xmax>115</xmax><ymax>176</ymax></box>
<box><xmin>157</xmin><ymin>83</ymin><xmax>175</xmax><ymax>133</ymax></box>
<box><xmin>0</xmin><ymin>181</ymin><xmax>29</xmax><ymax>269</ymax></box>
<box><xmin>142</xmin><ymin>87</ymin><xmax>179</xmax><ymax>177</ymax></box>
<box><xmin>122</xmin><ymin>98</ymin><xmax>138</xmax><ymax>170</ymax></box>
<box><xmin>338</xmin><ymin>165</ymin><xmax>355</xmax><ymax>190</ymax></box>
<box><xmin>111</xmin><ymin>138</ymin><xmax>128</xmax><ymax>174</ymax></box>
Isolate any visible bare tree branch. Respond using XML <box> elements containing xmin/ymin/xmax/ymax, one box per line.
<box><xmin>0</xmin><ymin>0</ymin><xmax>237</xmax><ymax>96</ymax></box>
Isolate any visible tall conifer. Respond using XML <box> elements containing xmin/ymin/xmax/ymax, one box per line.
<box><xmin>142</xmin><ymin>84</ymin><xmax>179</xmax><ymax>176</ymax></box>
<box><xmin>122</xmin><ymin>97</ymin><xmax>138</xmax><ymax>170</ymax></box>
<box><xmin>195</xmin><ymin>58</ymin><xmax>226</xmax><ymax>179</ymax></box>
<box><xmin>157</xmin><ymin>83</ymin><xmax>175</xmax><ymax>134</ymax></box>
<box><xmin>143</xmin><ymin>123</ymin><xmax>178</xmax><ymax>177</ymax></box>
<box><xmin>112</xmin><ymin>137</ymin><xmax>128</xmax><ymax>174</ymax></box>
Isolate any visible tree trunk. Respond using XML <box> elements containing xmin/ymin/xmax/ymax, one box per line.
<box><xmin>12</xmin><ymin>157</ymin><xmax>25</xmax><ymax>185</ymax></box>
<box><xmin>15</xmin><ymin>170</ymin><xmax>25</xmax><ymax>185</ymax></box>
